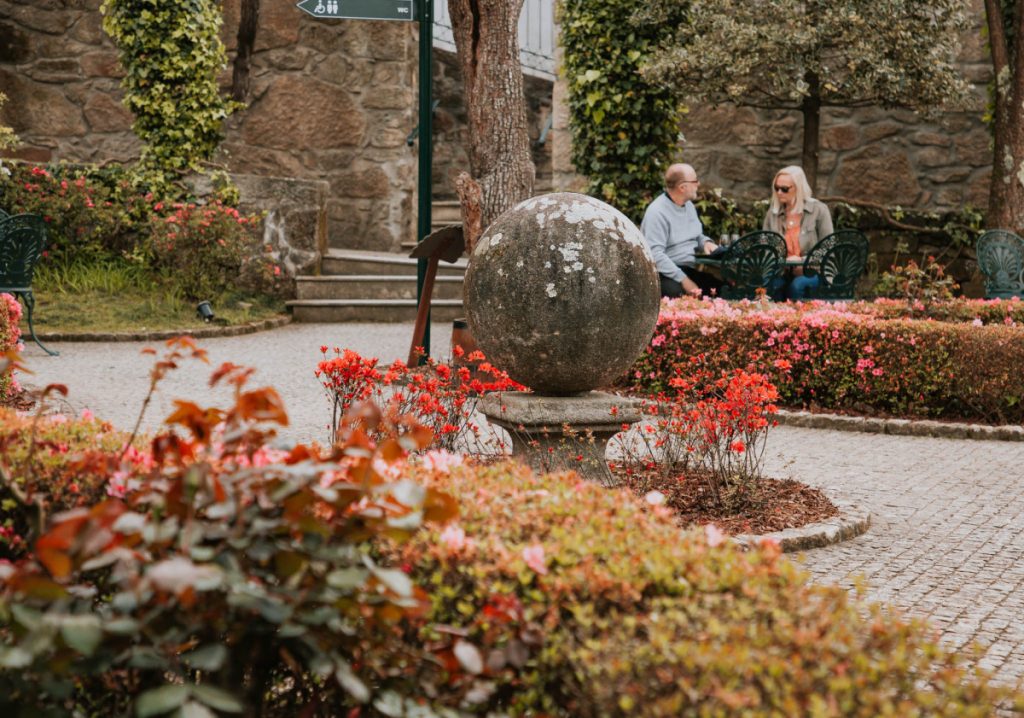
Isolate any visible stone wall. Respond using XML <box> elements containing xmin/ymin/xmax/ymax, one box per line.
<box><xmin>0</xmin><ymin>0</ymin><xmax>553</xmax><ymax>256</ymax></box>
<box><xmin>552</xmin><ymin>1</ymin><xmax>994</xmax><ymax>215</ymax></box>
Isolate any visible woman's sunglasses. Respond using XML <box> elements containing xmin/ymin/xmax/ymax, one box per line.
<box><xmin>774</xmin><ymin>185</ymin><xmax>792</xmax><ymax>194</ymax></box>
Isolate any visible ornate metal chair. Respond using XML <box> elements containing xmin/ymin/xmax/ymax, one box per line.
<box><xmin>802</xmin><ymin>229</ymin><xmax>869</xmax><ymax>301</ymax></box>
<box><xmin>976</xmin><ymin>229</ymin><xmax>1024</xmax><ymax>299</ymax></box>
<box><xmin>718</xmin><ymin>230</ymin><xmax>786</xmax><ymax>300</ymax></box>
<box><xmin>0</xmin><ymin>213</ymin><xmax>59</xmax><ymax>355</ymax></box>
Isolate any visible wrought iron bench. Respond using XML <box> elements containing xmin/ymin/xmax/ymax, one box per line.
<box><xmin>718</xmin><ymin>230</ymin><xmax>786</xmax><ymax>300</ymax></box>
<box><xmin>976</xmin><ymin>229</ymin><xmax>1024</xmax><ymax>299</ymax></box>
<box><xmin>801</xmin><ymin>229</ymin><xmax>869</xmax><ymax>301</ymax></box>
<box><xmin>0</xmin><ymin>212</ymin><xmax>58</xmax><ymax>355</ymax></box>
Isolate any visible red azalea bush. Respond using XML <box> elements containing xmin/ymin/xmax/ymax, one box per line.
<box><xmin>316</xmin><ymin>346</ymin><xmax>525</xmax><ymax>451</ymax></box>
<box><xmin>629</xmin><ymin>298</ymin><xmax>1024</xmax><ymax>424</ymax></box>
<box><xmin>146</xmin><ymin>199</ymin><xmax>277</xmax><ymax>300</ymax></box>
<box><xmin>615</xmin><ymin>360</ymin><xmax>779</xmax><ymax>507</ymax></box>
<box><xmin>0</xmin><ymin>163</ymin><xmax>149</xmax><ymax>262</ymax></box>
<box><xmin>0</xmin><ymin>294</ymin><xmax>21</xmax><ymax>402</ymax></box>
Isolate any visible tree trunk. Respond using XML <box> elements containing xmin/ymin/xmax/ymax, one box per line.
<box><xmin>447</xmin><ymin>0</ymin><xmax>535</xmax><ymax>231</ymax></box>
<box><xmin>231</xmin><ymin>0</ymin><xmax>260</xmax><ymax>102</ymax></box>
<box><xmin>800</xmin><ymin>70</ymin><xmax>821</xmax><ymax>193</ymax></box>
<box><xmin>984</xmin><ymin>0</ymin><xmax>1024</xmax><ymax>232</ymax></box>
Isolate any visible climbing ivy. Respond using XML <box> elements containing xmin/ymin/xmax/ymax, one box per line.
<box><xmin>100</xmin><ymin>0</ymin><xmax>240</xmax><ymax>199</ymax></box>
<box><xmin>560</xmin><ymin>0</ymin><xmax>688</xmax><ymax>222</ymax></box>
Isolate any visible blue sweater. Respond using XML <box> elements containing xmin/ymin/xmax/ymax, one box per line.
<box><xmin>639</xmin><ymin>192</ymin><xmax>708</xmax><ymax>283</ymax></box>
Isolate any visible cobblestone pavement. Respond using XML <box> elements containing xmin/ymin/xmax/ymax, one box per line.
<box><xmin>763</xmin><ymin>427</ymin><xmax>1024</xmax><ymax>684</ymax></box>
<box><xmin>19</xmin><ymin>325</ymin><xmax>1024</xmax><ymax>686</ymax></box>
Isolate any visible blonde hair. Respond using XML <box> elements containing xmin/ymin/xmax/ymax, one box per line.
<box><xmin>769</xmin><ymin>166</ymin><xmax>813</xmax><ymax>215</ymax></box>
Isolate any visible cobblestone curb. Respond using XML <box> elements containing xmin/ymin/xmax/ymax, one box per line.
<box><xmin>733</xmin><ymin>495</ymin><xmax>870</xmax><ymax>553</ymax></box>
<box><xmin>776</xmin><ymin>408</ymin><xmax>1024</xmax><ymax>442</ymax></box>
<box><xmin>36</xmin><ymin>315</ymin><xmax>292</xmax><ymax>343</ymax></box>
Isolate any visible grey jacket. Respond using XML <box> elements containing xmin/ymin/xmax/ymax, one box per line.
<box><xmin>762</xmin><ymin>197</ymin><xmax>834</xmax><ymax>255</ymax></box>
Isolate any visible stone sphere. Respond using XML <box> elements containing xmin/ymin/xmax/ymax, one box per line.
<box><xmin>464</xmin><ymin>192</ymin><xmax>660</xmax><ymax>395</ymax></box>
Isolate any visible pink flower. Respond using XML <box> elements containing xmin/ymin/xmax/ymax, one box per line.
<box><xmin>522</xmin><ymin>544</ymin><xmax>548</xmax><ymax>575</ymax></box>
<box><xmin>81</xmin><ymin>409</ymin><xmax>95</xmax><ymax>421</ymax></box>
<box><xmin>440</xmin><ymin>524</ymin><xmax>468</xmax><ymax>551</ymax></box>
<box><xmin>421</xmin><ymin>449</ymin><xmax>463</xmax><ymax>474</ymax></box>
<box><xmin>644</xmin><ymin>490</ymin><xmax>666</xmax><ymax>505</ymax></box>
<box><xmin>972</xmin><ymin>317</ymin><xmax>983</xmax><ymax>327</ymax></box>
<box><xmin>705</xmin><ymin>523</ymin><xmax>726</xmax><ymax>547</ymax></box>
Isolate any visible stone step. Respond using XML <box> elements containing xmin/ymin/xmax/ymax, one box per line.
<box><xmin>320</xmin><ymin>248</ymin><xmax>467</xmax><ymax>277</ymax></box>
<box><xmin>296</xmin><ymin>274</ymin><xmax>464</xmax><ymax>301</ymax></box>
<box><xmin>287</xmin><ymin>298</ymin><xmax>465</xmax><ymax>323</ymax></box>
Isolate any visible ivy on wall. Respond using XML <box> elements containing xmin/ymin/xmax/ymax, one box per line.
<box><xmin>100</xmin><ymin>0</ymin><xmax>241</xmax><ymax>199</ymax></box>
<box><xmin>560</xmin><ymin>0</ymin><xmax>687</xmax><ymax>222</ymax></box>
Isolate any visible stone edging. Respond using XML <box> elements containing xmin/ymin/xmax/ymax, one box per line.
<box><xmin>775</xmin><ymin>408</ymin><xmax>1024</xmax><ymax>442</ymax></box>
<box><xmin>35</xmin><ymin>315</ymin><xmax>292</xmax><ymax>343</ymax></box>
<box><xmin>733</xmin><ymin>495</ymin><xmax>870</xmax><ymax>553</ymax></box>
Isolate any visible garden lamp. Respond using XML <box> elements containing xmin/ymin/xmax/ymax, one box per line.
<box><xmin>196</xmin><ymin>301</ymin><xmax>215</xmax><ymax>322</ymax></box>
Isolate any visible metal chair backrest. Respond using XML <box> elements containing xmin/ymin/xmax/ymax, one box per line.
<box><xmin>976</xmin><ymin>229</ymin><xmax>1024</xmax><ymax>299</ymax></box>
<box><xmin>719</xmin><ymin>230</ymin><xmax>786</xmax><ymax>300</ymax></box>
<box><xmin>0</xmin><ymin>213</ymin><xmax>48</xmax><ymax>292</ymax></box>
<box><xmin>804</xmin><ymin>229</ymin><xmax>869</xmax><ymax>301</ymax></box>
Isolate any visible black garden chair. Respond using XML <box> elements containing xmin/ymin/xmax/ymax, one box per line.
<box><xmin>718</xmin><ymin>230</ymin><xmax>786</xmax><ymax>300</ymax></box>
<box><xmin>801</xmin><ymin>229</ymin><xmax>869</xmax><ymax>302</ymax></box>
<box><xmin>0</xmin><ymin>212</ymin><xmax>59</xmax><ymax>355</ymax></box>
<box><xmin>976</xmin><ymin>229</ymin><xmax>1024</xmax><ymax>299</ymax></box>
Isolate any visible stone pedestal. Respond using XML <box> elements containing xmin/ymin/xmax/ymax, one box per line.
<box><xmin>479</xmin><ymin>391</ymin><xmax>643</xmax><ymax>484</ymax></box>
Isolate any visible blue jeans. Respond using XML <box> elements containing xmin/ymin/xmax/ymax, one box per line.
<box><xmin>787</xmin><ymin>273</ymin><xmax>820</xmax><ymax>300</ymax></box>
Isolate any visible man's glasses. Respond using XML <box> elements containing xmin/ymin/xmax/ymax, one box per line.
<box><xmin>679</xmin><ymin>180</ymin><xmax>699</xmax><ymax>185</ymax></box>
<box><xmin>774</xmin><ymin>185</ymin><xmax>792</xmax><ymax>194</ymax></box>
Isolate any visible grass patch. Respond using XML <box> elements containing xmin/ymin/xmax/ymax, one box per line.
<box><xmin>25</xmin><ymin>258</ymin><xmax>286</xmax><ymax>334</ymax></box>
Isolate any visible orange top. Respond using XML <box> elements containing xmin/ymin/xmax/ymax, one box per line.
<box><xmin>784</xmin><ymin>212</ymin><xmax>802</xmax><ymax>256</ymax></box>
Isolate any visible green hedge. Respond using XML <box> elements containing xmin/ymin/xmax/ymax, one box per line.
<box><xmin>628</xmin><ymin>299</ymin><xmax>1024</xmax><ymax>424</ymax></box>
<box><xmin>0</xmin><ymin>295</ymin><xmax>19</xmax><ymax>402</ymax></box>
<box><xmin>383</xmin><ymin>461</ymin><xmax>1020</xmax><ymax>715</ymax></box>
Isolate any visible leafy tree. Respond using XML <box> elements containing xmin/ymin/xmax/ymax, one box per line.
<box><xmin>983</xmin><ymin>0</ymin><xmax>1024</xmax><ymax>230</ymax></box>
<box><xmin>561</xmin><ymin>0</ymin><xmax>688</xmax><ymax>222</ymax></box>
<box><xmin>640</xmin><ymin>0</ymin><xmax>972</xmax><ymax>192</ymax></box>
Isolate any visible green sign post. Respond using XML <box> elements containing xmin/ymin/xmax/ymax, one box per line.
<box><xmin>296</xmin><ymin>0</ymin><xmax>434</xmax><ymax>359</ymax></box>
<box><xmin>295</xmin><ymin>0</ymin><xmax>416</xmax><ymax>21</ymax></box>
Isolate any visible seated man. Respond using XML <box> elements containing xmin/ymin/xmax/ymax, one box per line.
<box><xmin>640</xmin><ymin>164</ymin><xmax>723</xmax><ymax>298</ymax></box>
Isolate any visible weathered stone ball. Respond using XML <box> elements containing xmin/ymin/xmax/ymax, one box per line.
<box><xmin>464</xmin><ymin>192</ymin><xmax>660</xmax><ymax>395</ymax></box>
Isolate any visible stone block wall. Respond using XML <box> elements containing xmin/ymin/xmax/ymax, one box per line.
<box><xmin>1</xmin><ymin>0</ymin><xmax>553</xmax><ymax>255</ymax></box>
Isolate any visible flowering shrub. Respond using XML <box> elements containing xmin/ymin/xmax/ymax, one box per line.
<box><xmin>0</xmin><ymin>163</ymin><xmax>149</xmax><ymax>263</ymax></box>
<box><xmin>874</xmin><ymin>254</ymin><xmax>959</xmax><ymax>307</ymax></box>
<box><xmin>380</xmin><ymin>461</ymin><xmax>1021</xmax><ymax>715</ymax></box>
<box><xmin>316</xmin><ymin>346</ymin><xmax>525</xmax><ymax>452</ymax></box>
<box><xmin>618</xmin><ymin>361</ymin><xmax>779</xmax><ymax>508</ymax></box>
<box><xmin>146</xmin><ymin>199</ymin><xmax>276</xmax><ymax>300</ymax></box>
<box><xmin>0</xmin><ymin>294</ymin><xmax>21</xmax><ymax>402</ymax></box>
<box><xmin>0</xmin><ymin>349</ymin><xmax>459</xmax><ymax>716</ymax></box>
<box><xmin>0</xmin><ymin>407</ymin><xmax>147</xmax><ymax>560</ymax></box>
<box><xmin>629</xmin><ymin>298</ymin><xmax>1024</xmax><ymax>424</ymax></box>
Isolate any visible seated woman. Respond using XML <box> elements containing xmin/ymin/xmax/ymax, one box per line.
<box><xmin>762</xmin><ymin>166</ymin><xmax>833</xmax><ymax>300</ymax></box>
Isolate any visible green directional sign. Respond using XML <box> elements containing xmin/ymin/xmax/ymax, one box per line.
<box><xmin>295</xmin><ymin>0</ymin><xmax>415</xmax><ymax>21</ymax></box>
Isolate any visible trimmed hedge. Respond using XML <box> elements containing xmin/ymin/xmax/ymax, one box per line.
<box><xmin>384</xmin><ymin>460</ymin><xmax>1020</xmax><ymax>715</ymax></box>
<box><xmin>628</xmin><ymin>299</ymin><xmax>1024</xmax><ymax>424</ymax></box>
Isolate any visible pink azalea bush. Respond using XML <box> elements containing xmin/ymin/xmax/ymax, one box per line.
<box><xmin>629</xmin><ymin>298</ymin><xmax>1024</xmax><ymax>424</ymax></box>
<box><xmin>0</xmin><ymin>294</ymin><xmax>22</xmax><ymax>401</ymax></box>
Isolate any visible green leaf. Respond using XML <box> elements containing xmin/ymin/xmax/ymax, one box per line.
<box><xmin>136</xmin><ymin>684</ymin><xmax>191</xmax><ymax>717</ymax></box>
<box><xmin>180</xmin><ymin>644</ymin><xmax>228</xmax><ymax>671</ymax></box>
<box><xmin>371</xmin><ymin>567</ymin><xmax>413</xmax><ymax>598</ymax></box>
<box><xmin>60</xmin><ymin>615</ymin><xmax>103</xmax><ymax>656</ymax></box>
<box><xmin>326</xmin><ymin>567</ymin><xmax>368</xmax><ymax>591</ymax></box>
<box><xmin>191</xmin><ymin>685</ymin><xmax>244</xmax><ymax>713</ymax></box>
<box><xmin>175</xmin><ymin>702</ymin><xmax>216</xmax><ymax>718</ymax></box>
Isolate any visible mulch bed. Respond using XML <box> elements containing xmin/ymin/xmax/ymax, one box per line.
<box><xmin>613</xmin><ymin>466</ymin><xmax>839</xmax><ymax>535</ymax></box>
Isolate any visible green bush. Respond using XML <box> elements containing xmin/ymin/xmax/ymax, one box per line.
<box><xmin>0</xmin><ymin>353</ymin><xmax>458</xmax><ymax>717</ymax></box>
<box><xmin>383</xmin><ymin>461</ymin><xmax>1021</xmax><ymax>715</ymax></box>
<box><xmin>146</xmin><ymin>199</ymin><xmax>278</xmax><ymax>301</ymax></box>
<box><xmin>629</xmin><ymin>299</ymin><xmax>1024</xmax><ymax>424</ymax></box>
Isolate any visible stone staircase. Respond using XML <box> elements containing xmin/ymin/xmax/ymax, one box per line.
<box><xmin>287</xmin><ymin>247</ymin><xmax>467</xmax><ymax>322</ymax></box>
